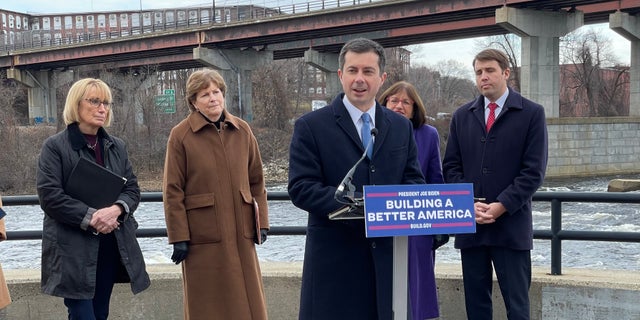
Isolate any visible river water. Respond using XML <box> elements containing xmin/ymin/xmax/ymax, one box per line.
<box><xmin>1</xmin><ymin>175</ymin><xmax>639</xmax><ymax>271</ymax></box>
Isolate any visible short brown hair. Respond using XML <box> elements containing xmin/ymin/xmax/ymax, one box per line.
<box><xmin>185</xmin><ymin>69</ymin><xmax>227</xmax><ymax>112</ymax></box>
<box><xmin>473</xmin><ymin>48</ymin><xmax>510</xmax><ymax>72</ymax></box>
<box><xmin>339</xmin><ymin>38</ymin><xmax>386</xmax><ymax>75</ymax></box>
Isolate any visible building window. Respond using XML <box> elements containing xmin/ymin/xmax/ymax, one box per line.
<box><xmin>42</xmin><ymin>17</ymin><xmax>50</xmax><ymax>30</ymax></box>
<box><xmin>201</xmin><ymin>10</ymin><xmax>210</xmax><ymax>24</ymax></box>
<box><xmin>120</xmin><ymin>13</ymin><xmax>128</xmax><ymax>28</ymax></box>
<box><xmin>189</xmin><ymin>10</ymin><xmax>197</xmax><ymax>24</ymax></box>
<box><xmin>32</xmin><ymin>18</ymin><xmax>40</xmax><ymax>30</ymax></box>
<box><xmin>131</xmin><ymin>13</ymin><xmax>140</xmax><ymax>28</ymax></box>
<box><xmin>143</xmin><ymin>12</ymin><xmax>151</xmax><ymax>27</ymax></box>
<box><xmin>75</xmin><ymin>16</ymin><xmax>84</xmax><ymax>29</ymax></box>
<box><xmin>109</xmin><ymin>14</ymin><xmax>117</xmax><ymax>28</ymax></box>
<box><xmin>53</xmin><ymin>16</ymin><xmax>61</xmax><ymax>30</ymax></box>
<box><xmin>154</xmin><ymin>12</ymin><xmax>163</xmax><ymax>26</ymax></box>
<box><xmin>97</xmin><ymin>15</ymin><xmax>106</xmax><ymax>28</ymax></box>
<box><xmin>64</xmin><ymin>16</ymin><xmax>72</xmax><ymax>30</ymax></box>
<box><xmin>86</xmin><ymin>15</ymin><xmax>95</xmax><ymax>29</ymax></box>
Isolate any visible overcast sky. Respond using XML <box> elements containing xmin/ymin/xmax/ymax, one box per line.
<box><xmin>2</xmin><ymin>1</ymin><xmax>632</xmax><ymax>71</ymax></box>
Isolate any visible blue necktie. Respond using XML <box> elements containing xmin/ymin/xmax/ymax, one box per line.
<box><xmin>361</xmin><ymin>113</ymin><xmax>372</xmax><ymax>159</ymax></box>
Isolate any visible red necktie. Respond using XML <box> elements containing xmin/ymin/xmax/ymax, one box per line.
<box><xmin>486</xmin><ymin>102</ymin><xmax>498</xmax><ymax>132</ymax></box>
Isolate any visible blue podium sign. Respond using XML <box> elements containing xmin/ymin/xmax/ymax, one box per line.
<box><xmin>363</xmin><ymin>183</ymin><xmax>476</xmax><ymax>238</ymax></box>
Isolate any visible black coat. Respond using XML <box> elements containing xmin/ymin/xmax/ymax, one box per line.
<box><xmin>288</xmin><ymin>94</ymin><xmax>425</xmax><ymax>319</ymax></box>
<box><xmin>443</xmin><ymin>89</ymin><xmax>548</xmax><ymax>250</ymax></box>
<box><xmin>37</xmin><ymin>123</ymin><xmax>150</xmax><ymax>299</ymax></box>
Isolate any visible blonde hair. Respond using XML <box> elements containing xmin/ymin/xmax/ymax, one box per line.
<box><xmin>185</xmin><ymin>69</ymin><xmax>227</xmax><ymax>112</ymax></box>
<box><xmin>62</xmin><ymin>78</ymin><xmax>113</xmax><ymax>126</ymax></box>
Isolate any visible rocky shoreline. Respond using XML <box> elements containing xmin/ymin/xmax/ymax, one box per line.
<box><xmin>137</xmin><ymin>160</ymin><xmax>289</xmax><ymax>192</ymax></box>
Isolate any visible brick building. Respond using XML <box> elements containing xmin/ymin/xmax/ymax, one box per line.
<box><xmin>1</xmin><ymin>5</ymin><xmax>280</xmax><ymax>47</ymax></box>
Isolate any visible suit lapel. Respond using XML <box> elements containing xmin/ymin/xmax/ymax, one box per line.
<box><xmin>372</xmin><ymin>104</ymin><xmax>391</xmax><ymax>158</ymax></box>
<box><xmin>470</xmin><ymin>96</ymin><xmax>486</xmax><ymax>132</ymax></box>
<box><xmin>332</xmin><ymin>100</ymin><xmax>363</xmax><ymax>151</ymax></box>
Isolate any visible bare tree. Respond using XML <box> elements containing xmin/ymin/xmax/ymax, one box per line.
<box><xmin>560</xmin><ymin>28</ymin><xmax>627</xmax><ymax>116</ymax></box>
<box><xmin>431</xmin><ymin>60</ymin><xmax>477</xmax><ymax>111</ymax></box>
<box><xmin>408</xmin><ymin>62</ymin><xmax>476</xmax><ymax>116</ymax></box>
<box><xmin>407</xmin><ymin>63</ymin><xmax>475</xmax><ymax>156</ymax></box>
<box><xmin>251</xmin><ymin>60</ymin><xmax>297</xmax><ymax>163</ymax></box>
<box><xmin>0</xmin><ymin>70</ymin><xmax>54</xmax><ymax>193</ymax></box>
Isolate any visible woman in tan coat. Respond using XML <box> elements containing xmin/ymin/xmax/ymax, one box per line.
<box><xmin>0</xmin><ymin>196</ymin><xmax>11</xmax><ymax>310</ymax></box>
<box><xmin>163</xmin><ymin>69</ymin><xmax>269</xmax><ymax>320</ymax></box>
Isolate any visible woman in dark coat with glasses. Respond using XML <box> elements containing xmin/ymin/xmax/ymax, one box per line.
<box><xmin>37</xmin><ymin>78</ymin><xmax>150</xmax><ymax>320</ymax></box>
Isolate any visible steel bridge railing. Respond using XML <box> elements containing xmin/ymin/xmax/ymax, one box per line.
<box><xmin>2</xmin><ymin>191</ymin><xmax>640</xmax><ymax>275</ymax></box>
<box><xmin>0</xmin><ymin>0</ymin><xmax>383</xmax><ymax>52</ymax></box>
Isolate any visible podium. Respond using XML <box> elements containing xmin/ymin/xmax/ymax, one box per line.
<box><xmin>333</xmin><ymin>183</ymin><xmax>476</xmax><ymax>319</ymax></box>
<box><xmin>329</xmin><ymin>206</ymin><xmax>409</xmax><ymax>319</ymax></box>
<box><xmin>393</xmin><ymin>236</ymin><xmax>409</xmax><ymax>319</ymax></box>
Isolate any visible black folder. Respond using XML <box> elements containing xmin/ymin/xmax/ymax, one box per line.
<box><xmin>65</xmin><ymin>157</ymin><xmax>127</xmax><ymax>209</ymax></box>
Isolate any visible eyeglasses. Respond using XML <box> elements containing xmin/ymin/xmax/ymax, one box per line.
<box><xmin>84</xmin><ymin>98</ymin><xmax>113</xmax><ymax>109</ymax></box>
<box><xmin>388</xmin><ymin>98</ymin><xmax>413</xmax><ymax>107</ymax></box>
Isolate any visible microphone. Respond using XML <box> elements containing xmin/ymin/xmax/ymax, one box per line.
<box><xmin>334</xmin><ymin>128</ymin><xmax>378</xmax><ymax>205</ymax></box>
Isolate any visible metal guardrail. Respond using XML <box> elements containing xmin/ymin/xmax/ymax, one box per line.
<box><xmin>3</xmin><ymin>191</ymin><xmax>640</xmax><ymax>275</ymax></box>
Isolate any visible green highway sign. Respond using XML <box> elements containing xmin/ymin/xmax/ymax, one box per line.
<box><xmin>154</xmin><ymin>94</ymin><xmax>176</xmax><ymax>113</ymax></box>
<box><xmin>164</xmin><ymin>89</ymin><xmax>175</xmax><ymax>95</ymax></box>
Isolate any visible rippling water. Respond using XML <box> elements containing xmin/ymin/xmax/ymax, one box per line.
<box><xmin>2</xmin><ymin>176</ymin><xmax>639</xmax><ymax>271</ymax></box>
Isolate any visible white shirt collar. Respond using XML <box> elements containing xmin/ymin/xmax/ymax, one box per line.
<box><xmin>484</xmin><ymin>88</ymin><xmax>509</xmax><ymax>110</ymax></box>
<box><xmin>343</xmin><ymin>95</ymin><xmax>376</xmax><ymax>127</ymax></box>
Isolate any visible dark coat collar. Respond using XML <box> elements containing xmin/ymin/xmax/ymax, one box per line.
<box><xmin>468</xmin><ymin>87</ymin><xmax>524</xmax><ymax>112</ymax></box>
<box><xmin>68</xmin><ymin>122</ymin><xmax>111</xmax><ymax>151</ymax></box>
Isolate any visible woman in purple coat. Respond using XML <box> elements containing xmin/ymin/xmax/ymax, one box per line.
<box><xmin>380</xmin><ymin>81</ymin><xmax>446</xmax><ymax>320</ymax></box>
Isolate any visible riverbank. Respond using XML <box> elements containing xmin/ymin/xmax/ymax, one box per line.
<box><xmin>132</xmin><ymin>159</ymin><xmax>290</xmax><ymax>192</ymax></box>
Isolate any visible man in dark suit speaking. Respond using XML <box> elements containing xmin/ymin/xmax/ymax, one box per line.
<box><xmin>288</xmin><ymin>38</ymin><xmax>424</xmax><ymax>319</ymax></box>
<box><xmin>443</xmin><ymin>48</ymin><xmax>548</xmax><ymax>320</ymax></box>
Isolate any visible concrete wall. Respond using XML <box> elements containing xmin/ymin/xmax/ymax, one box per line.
<box><xmin>547</xmin><ymin>117</ymin><xmax>640</xmax><ymax>178</ymax></box>
<box><xmin>2</xmin><ymin>262</ymin><xmax>639</xmax><ymax>319</ymax></box>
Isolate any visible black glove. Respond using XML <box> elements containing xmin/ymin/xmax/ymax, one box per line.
<box><xmin>171</xmin><ymin>241</ymin><xmax>189</xmax><ymax>264</ymax></box>
<box><xmin>432</xmin><ymin>234</ymin><xmax>450</xmax><ymax>250</ymax></box>
<box><xmin>255</xmin><ymin>229</ymin><xmax>268</xmax><ymax>245</ymax></box>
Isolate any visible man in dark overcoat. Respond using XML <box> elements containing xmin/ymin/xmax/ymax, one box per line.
<box><xmin>288</xmin><ymin>38</ymin><xmax>424</xmax><ymax>319</ymax></box>
<box><xmin>443</xmin><ymin>48</ymin><xmax>548</xmax><ymax>320</ymax></box>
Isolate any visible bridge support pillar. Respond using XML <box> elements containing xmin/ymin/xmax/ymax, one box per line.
<box><xmin>194</xmin><ymin>47</ymin><xmax>273</xmax><ymax>122</ymax></box>
<box><xmin>496</xmin><ymin>7</ymin><xmax>583</xmax><ymax>118</ymax></box>
<box><xmin>610</xmin><ymin>11</ymin><xmax>640</xmax><ymax>116</ymax></box>
<box><xmin>7</xmin><ymin>69</ymin><xmax>60</xmax><ymax>124</ymax></box>
<box><xmin>304</xmin><ymin>49</ymin><xmax>340</xmax><ymax>99</ymax></box>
